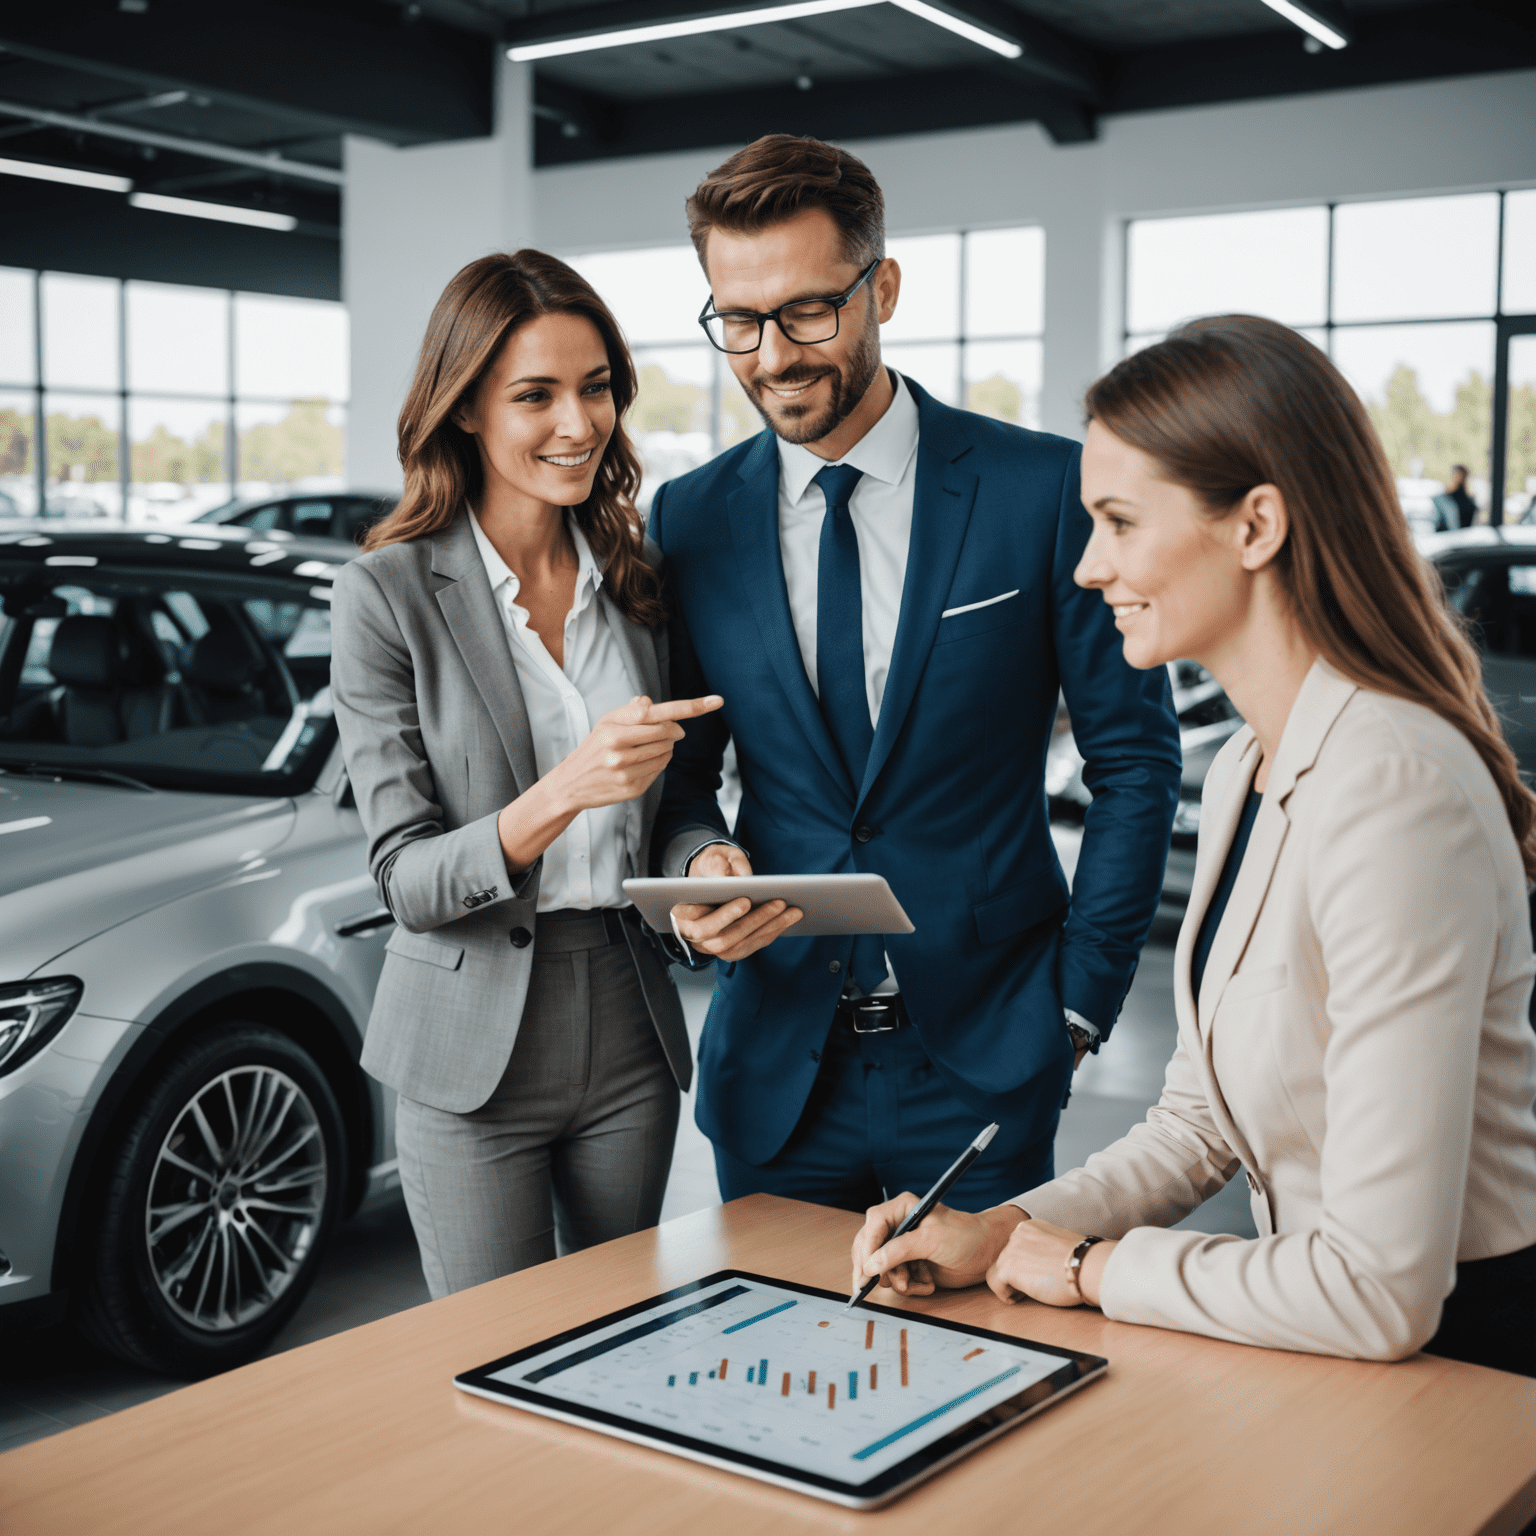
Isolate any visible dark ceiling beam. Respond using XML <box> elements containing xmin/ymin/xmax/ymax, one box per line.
<box><xmin>1108</xmin><ymin>0</ymin><xmax>1533</xmax><ymax>115</ymax></box>
<box><xmin>533</xmin><ymin>63</ymin><xmax>1092</xmax><ymax>164</ymax></box>
<box><xmin>0</xmin><ymin>1</ymin><xmax>492</xmax><ymax>146</ymax></box>
<box><xmin>505</xmin><ymin>0</ymin><xmax>1102</xmax><ymax>103</ymax></box>
<box><xmin>0</xmin><ymin>179</ymin><xmax>339</xmax><ymax>299</ymax></box>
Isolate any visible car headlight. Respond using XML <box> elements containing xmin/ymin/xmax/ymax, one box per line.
<box><xmin>0</xmin><ymin>978</ymin><xmax>83</xmax><ymax>1077</ymax></box>
<box><xmin>1172</xmin><ymin>800</ymin><xmax>1201</xmax><ymax>836</ymax></box>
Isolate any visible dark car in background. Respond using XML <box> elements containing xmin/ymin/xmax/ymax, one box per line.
<box><xmin>197</xmin><ymin>492</ymin><xmax>396</xmax><ymax>547</ymax></box>
<box><xmin>1049</xmin><ymin>527</ymin><xmax>1536</xmax><ymax>908</ymax></box>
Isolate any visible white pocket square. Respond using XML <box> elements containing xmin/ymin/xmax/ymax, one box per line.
<box><xmin>941</xmin><ymin>589</ymin><xmax>1020</xmax><ymax>619</ymax></box>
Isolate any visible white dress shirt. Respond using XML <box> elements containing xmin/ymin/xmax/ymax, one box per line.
<box><xmin>469</xmin><ymin>509</ymin><xmax>640</xmax><ymax>912</ymax></box>
<box><xmin>776</xmin><ymin>369</ymin><xmax>919</xmax><ymax>724</ymax></box>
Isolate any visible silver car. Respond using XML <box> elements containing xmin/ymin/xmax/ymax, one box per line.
<box><xmin>0</xmin><ymin>520</ymin><xmax>397</xmax><ymax>1377</ymax></box>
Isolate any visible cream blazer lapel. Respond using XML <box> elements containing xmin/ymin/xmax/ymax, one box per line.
<box><xmin>1169</xmin><ymin>660</ymin><xmax>1360</xmax><ymax>1183</ymax></box>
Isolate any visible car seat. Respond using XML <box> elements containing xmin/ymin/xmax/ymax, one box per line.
<box><xmin>47</xmin><ymin>615</ymin><xmax>172</xmax><ymax>747</ymax></box>
<box><xmin>181</xmin><ymin>628</ymin><xmax>269</xmax><ymax>724</ymax></box>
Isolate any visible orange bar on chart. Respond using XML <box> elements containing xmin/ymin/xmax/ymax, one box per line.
<box><xmin>963</xmin><ymin>1348</ymin><xmax>985</xmax><ymax>1361</ymax></box>
<box><xmin>818</xmin><ymin>1320</ymin><xmax>830</xmax><ymax>1328</ymax></box>
<box><xmin>808</xmin><ymin>1371</ymin><xmax>817</xmax><ymax>1394</ymax></box>
<box><xmin>828</xmin><ymin>1383</ymin><xmax>836</xmax><ymax>1408</ymax></box>
<box><xmin>719</xmin><ymin>1359</ymin><xmax>728</xmax><ymax>1380</ymax></box>
<box><xmin>870</xmin><ymin>1364</ymin><xmax>878</xmax><ymax>1389</ymax></box>
<box><xmin>781</xmin><ymin>1373</ymin><xmax>791</xmax><ymax>1396</ymax></box>
<box><xmin>865</xmin><ymin>1321</ymin><xmax>874</xmax><ymax>1350</ymax></box>
<box><xmin>900</xmin><ymin>1328</ymin><xmax>909</xmax><ymax>1386</ymax></box>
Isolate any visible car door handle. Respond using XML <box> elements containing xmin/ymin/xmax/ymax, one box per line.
<box><xmin>335</xmin><ymin>908</ymin><xmax>395</xmax><ymax>939</ymax></box>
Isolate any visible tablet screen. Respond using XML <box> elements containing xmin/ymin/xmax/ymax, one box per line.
<box><xmin>464</xmin><ymin>1273</ymin><xmax>1096</xmax><ymax>1497</ymax></box>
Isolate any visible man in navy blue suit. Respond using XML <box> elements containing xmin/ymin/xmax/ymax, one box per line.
<box><xmin>650</xmin><ymin>135</ymin><xmax>1181</xmax><ymax>1212</ymax></box>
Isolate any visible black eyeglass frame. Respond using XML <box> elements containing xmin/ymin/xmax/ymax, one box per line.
<box><xmin>697</xmin><ymin>259</ymin><xmax>883</xmax><ymax>355</ymax></box>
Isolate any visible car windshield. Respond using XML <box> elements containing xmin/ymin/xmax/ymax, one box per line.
<box><xmin>0</xmin><ymin>558</ymin><xmax>337</xmax><ymax>795</ymax></box>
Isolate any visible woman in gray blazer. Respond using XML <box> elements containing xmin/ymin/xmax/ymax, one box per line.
<box><xmin>331</xmin><ymin>251</ymin><xmax>721</xmax><ymax>1298</ymax></box>
<box><xmin>848</xmin><ymin>315</ymin><xmax>1536</xmax><ymax>1377</ymax></box>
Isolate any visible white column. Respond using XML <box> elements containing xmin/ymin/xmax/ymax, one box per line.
<box><xmin>1037</xmin><ymin>191</ymin><xmax>1115</xmax><ymax>444</ymax></box>
<box><xmin>343</xmin><ymin>52</ymin><xmax>534</xmax><ymax>491</ymax></box>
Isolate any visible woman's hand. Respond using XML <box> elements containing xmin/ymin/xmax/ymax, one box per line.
<box><xmin>985</xmin><ymin>1219</ymin><xmax>1118</xmax><ymax>1309</ymax></box>
<box><xmin>498</xmin><ymin>694</ymin><xmax>721</xmax><ymax>871</ymax></box>
<box><xmin>849</xmin><ymin>1196</ymin><xmax>1027</xmax><ymax>1298</ymax></box>
<box><xmin>548</xmin><ymin>694</ymin><xmax>722</xmax><ymax>813</ymax></box>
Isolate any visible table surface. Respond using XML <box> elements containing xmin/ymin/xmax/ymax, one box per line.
<box><xmin>3</xmin><ymin>1195</ymin><xmax>1534</xmax><ymax>1536</ymax></box>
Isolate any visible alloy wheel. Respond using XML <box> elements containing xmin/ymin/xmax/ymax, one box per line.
<box><xmin>144</xmin><ymin>1065</ymin><xmax>327</xmax><ymax>1332</ymax></box>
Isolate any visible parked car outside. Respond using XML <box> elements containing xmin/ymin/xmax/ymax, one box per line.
<box><xmin>1049</xmin><ymin>527</ymin><xmax>1536</xmax><ymax>907</ymax></box>
<box><xmin>197</xmin><ymin>492</ymin><xmax>396</xmax><ymax>547</ymax></box>
<box><xmin>0</xmin><ymin>520</ymin><xmax>397</xmax><ymax>1377</ymax></box>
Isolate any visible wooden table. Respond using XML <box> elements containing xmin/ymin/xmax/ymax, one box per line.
<box><xmin>3</xmin><ymin>1195</ymin><xmax>1534</xmax><ymax>1535</ymax></box>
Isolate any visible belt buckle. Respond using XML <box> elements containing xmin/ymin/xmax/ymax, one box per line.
<box><xmin>849</xmin><ymin>997</ymin><xmax>900</xmax><ymax>1034</ymax></box>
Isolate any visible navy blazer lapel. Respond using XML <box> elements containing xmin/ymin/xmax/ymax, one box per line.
<box><xmin>726</xmin><ymin>432</ymin><xmax>853</xmax><ymax>801</ymax></box>
<box><xmin>429</xmin><ymin>514</ymin><xmax>539</xmax><ymax>793</ymax></box>
<box><xmin>858</xmin><ymin>388</ymin><xmax>977</xmax><ymax>806</ymax></box>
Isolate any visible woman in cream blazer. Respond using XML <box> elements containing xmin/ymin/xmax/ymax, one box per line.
<box><xmin>849</xmin><ymin>315</ymin><xmax>1536</xmax><ymax>1376</ymax></box>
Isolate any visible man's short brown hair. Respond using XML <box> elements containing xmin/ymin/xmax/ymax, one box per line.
<box><xmin>686</xmin><ymin>134</ymin><xmax>885</xmax><ymax>273</ymax></box>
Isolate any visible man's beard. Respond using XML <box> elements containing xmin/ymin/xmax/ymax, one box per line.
<box><xmin>744</xmin><ymin>311</ymin><xmax>883</xmax><ymax>446</ymax></box>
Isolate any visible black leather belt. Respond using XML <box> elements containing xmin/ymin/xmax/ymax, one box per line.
<box><xmin>837</xmin><ymin>992</ymin><xmax>909</xmax><ymax>1034</ymax></box>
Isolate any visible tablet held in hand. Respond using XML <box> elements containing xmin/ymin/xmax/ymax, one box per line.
<box><xmin>622</xmin><ymin>873</ymin><xmax>914</xmax><ymax>937</ymax></box>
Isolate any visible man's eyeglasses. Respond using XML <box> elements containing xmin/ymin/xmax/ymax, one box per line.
<box><xmin>698</xmin><ymin>259</ymin><xmax>882</xmax><ymax>355</ymax></box>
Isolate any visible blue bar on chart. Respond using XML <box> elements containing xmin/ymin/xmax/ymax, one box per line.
<box><xmin>759</xmin><ymin>1358</ymin><xmax>768</xmax><ymax>1385</ymax></box>
<box><xmin>848</xmin><ymin>1370</ymin><xmax>858</xmax><ymax>1401</ymax></box>
<box><xmin>689</xmin><ymin>1372</ymin><xmax>699</xmax><ymax>1385</ymax></box>
<box><xmin>747</xmin><ymin>1367</ymin><xmax>755</xmax><ymax>1383</ymax></box>
<box><xmin>667</xmin><ymin>1375</ymin><xmax>675</xmax><ymax>1387</ymax></box>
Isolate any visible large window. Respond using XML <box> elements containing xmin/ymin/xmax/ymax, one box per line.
<box><xmin>569</xmin><ymin>227</ymin><xmax>1044</xmax><ymax>509</ymax></box>
<box><xmin>1126</xmin><ymin>190</ymin><xmax>1535</xmax><ymax>527</ymax></box>
<box><xmin>0</xmin><ymin>270</ymin><xmax>348</xmax><ymax>522</ymax></box>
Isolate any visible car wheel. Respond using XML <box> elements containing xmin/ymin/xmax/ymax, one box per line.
<box><xmin>78</xmin><ymin>1025</ymin><xmax>346</xmax><ymax>1377</ymax></box>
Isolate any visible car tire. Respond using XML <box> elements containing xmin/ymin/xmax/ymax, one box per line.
<box><xmin>78</xmin><ymin>1025</ymin><xmax>346</xmax><ymax>1378</ymax></box>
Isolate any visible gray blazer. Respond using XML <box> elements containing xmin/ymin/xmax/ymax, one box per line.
<box><xmin>330</xmin><ymin>511</ymin><xmax>691</xmax><ymax>1114</ymax></box>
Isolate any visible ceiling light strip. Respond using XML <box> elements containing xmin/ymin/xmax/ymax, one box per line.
<box><xmin>0</xmin><ymin>98</ymin><xmax>344</xmax><ymax>186</ymax></box>
<box><xmin>1255</xmin><ymin>0</ymin><xmax>1348</xmax><ymax>49</ymax></box>
<box><xmin>510</xmin><ymin>0</ymin><xmax>882</xmax><ymax>62</ymax></box>
<box><xmin>0</xmin><ymin>155</ymin><xmax>133</xmax><ymax>193</ymax></box>
<box><xmin>886</xmin><ymin>0</ymin><xmax>1020</xmax><ymax>58</ymax></box>
<box><xmin>128</xmin><ymin>192</ymin><xmax>298</xmax><ymax>231</ymax></box>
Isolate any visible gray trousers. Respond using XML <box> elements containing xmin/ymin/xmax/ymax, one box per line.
<box><xmin>394</xmin><ymin>908</ymin><xmax>680</xmax><ymax>1299</ymax></box>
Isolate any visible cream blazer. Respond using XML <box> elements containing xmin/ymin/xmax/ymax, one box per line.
<box><xmin>1023</xmin><ymin>658</ymin><xmax>1536</xmax><ymax>1360</ymax></box>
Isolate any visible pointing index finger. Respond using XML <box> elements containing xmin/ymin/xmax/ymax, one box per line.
<box><xmin>645</xmin><ymin>695</ymin><xmax>724</xmax><ymax>722</ymax></box>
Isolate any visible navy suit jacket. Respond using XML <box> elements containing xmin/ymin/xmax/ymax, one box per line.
<box><xmin>650</xmin><ymin>381</ymin><xmax>1181</xmax><ymax>1167</ymax></box>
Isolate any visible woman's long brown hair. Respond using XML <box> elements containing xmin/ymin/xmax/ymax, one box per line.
<box><xmin>364</xmin><ymin>249</ymin><xmax>665</xmax><ymax>628</ymax></box>
<box><xmin>1086</xmin><ymin>313</ymin><xmax>1536</xmax><ymax>880</ymax></box>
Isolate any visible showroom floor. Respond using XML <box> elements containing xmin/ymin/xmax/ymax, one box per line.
<box><xmin>0</xmin><ymin>908</ymin><xmax>1250</xmax><ymax>1456</ymax></box>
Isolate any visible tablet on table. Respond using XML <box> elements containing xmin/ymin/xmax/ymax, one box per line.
<box><xmin>455</xmin><ymin>1271</ymin><xmax>1106</xmax><ymax>1509</ymax></box>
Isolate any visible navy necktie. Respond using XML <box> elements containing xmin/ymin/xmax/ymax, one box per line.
<box><xmin>813</xmin><ymin>463</ymin><xmax>886</xmax><ymax>994</ymax></box>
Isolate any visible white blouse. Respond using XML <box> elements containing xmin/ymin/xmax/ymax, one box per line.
<box><xmin>469</xmin><ymin>509</ymin><xmax>640</xmax><ymax>912</ymax></box>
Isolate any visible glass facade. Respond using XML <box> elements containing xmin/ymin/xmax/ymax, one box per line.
<box><xmin>569</xmin><ymin>226</ymin><xmax>1044</xmax><ymax>509</ymax></box>
<box><xmin>1124</xmin><ymin>190</ymin><xmax>1535</xmax><ymax>526</ymax></box>
<box><xmin>0</xmin><ymin>269</ymin><xmax>348</xmax><ymax>521</ymax></box>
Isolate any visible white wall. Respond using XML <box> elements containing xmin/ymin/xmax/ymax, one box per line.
<box><xmin>344</xmin><ymin>57</ymin><xmax>533</xmax><ymax>489</ymax></box>
<box><xmin>346</xmin><ymin>66</ymin><xmax>1536</xmax><ymax>483</ymax></box>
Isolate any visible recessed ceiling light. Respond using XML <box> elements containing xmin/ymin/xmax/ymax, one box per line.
<box><xmin>0</xmin><ymin>155</ymin><xmax>133</xmax><ymax>193</ymax></box>
<box><xmin>1256</xmin><ymin>0</ymin><xmax>1349</xmax><ymax>49</ymax></box>
<box><xmin>509</xmin><ymin>0</ymin><xmax>1019</xmax><ymax>62</ymax></box>
<box><xmin>128</xmin><ymin>192</ymin><xmax>298</xmax><ymax>231</ymax></box>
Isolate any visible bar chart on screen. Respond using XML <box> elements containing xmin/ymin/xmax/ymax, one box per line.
<box><xmin>490</xmin><ymin>1277</ymin><xmax>1066</xmax><ymax>1484</ymax></box>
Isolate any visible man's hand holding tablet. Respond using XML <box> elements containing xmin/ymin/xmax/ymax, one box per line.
<box><xmin>670</xmin><ymin>843</ymin><xmax>805</xmax><ymax>962</ymax></box>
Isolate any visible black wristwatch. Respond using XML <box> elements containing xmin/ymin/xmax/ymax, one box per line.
<box><xmin>1066</xmin><ymin>1020</ymin><xmax>1099</xmax><ymax>1056</ymax></box>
